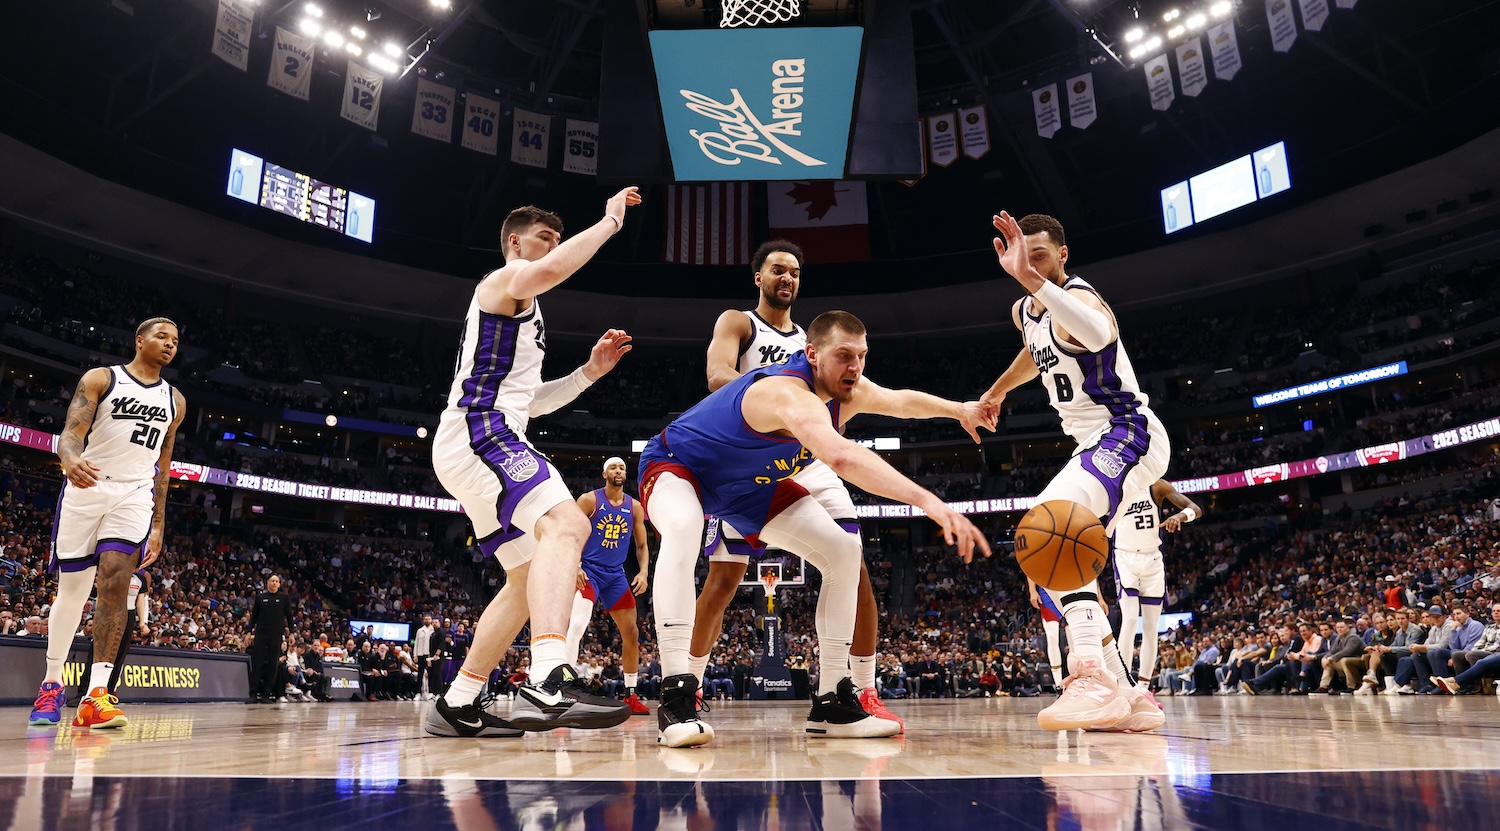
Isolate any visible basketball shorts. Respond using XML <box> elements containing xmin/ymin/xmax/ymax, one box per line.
<box><xmin>433</xmin><ymin>414</ymin><xmax>572</xmax><ymax>572</ymax></box>
<box><xmin>704</xmin><ymin>460</ymin><xmax>858</xmax><ymax>565</ymax></box>
<box><xmin>1114</xmin><ymin>549</ymin><xmax>1166</xmax><ymax>601</ymax></box>
<box><xmin>1036</xmin><ymin>417</ymin><xmax>1170</xmax><ymax>535</ymax></box>
<box><xmin>51</xmin><ymin>479</ymin><xmax>154</xmax><ymax>572</ymax></box>
<box><xmin>1038</xmin><ymin>589</ymin><xmax>1062</xmax><ymax>623</ymax></box>
<box><xmin>580</xmin><ymin>563</ymin><xmax>635</xmax><ymax>612</ymax></box>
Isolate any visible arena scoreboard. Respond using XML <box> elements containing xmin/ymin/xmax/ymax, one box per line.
<box><xmin>227</xmin><ymin>148</ymin><xmax>375</xmax><ymax>243</ymax></box>
<box><xmin>1162</xmin><ymin>141</ymin><xmax>1290</xmax><ymax>234</ymax></box>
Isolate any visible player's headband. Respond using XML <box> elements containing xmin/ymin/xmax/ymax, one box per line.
<box><xmin>603</xmin><ymin>456</ymin><xmax>626</xmax><ymax>473</ymax></box>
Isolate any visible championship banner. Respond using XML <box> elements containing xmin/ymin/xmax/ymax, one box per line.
<box><xmin>1032</xmin><ymin>84</ymin><xmax>1061</xmax><ymax>139</ymax></box>
<box><xmin>510</xmin><ymin>108</ymin><xmax>549</xmax><ymax>169</ymax></box>
<box><xmin>1144</xmin><ymin>54</ymin><xmax>1175</xmax><ymax>112</ymax></box>
<box><xmin>1267</xmin><ymin>0</ymin><xmax>1299</xmax><ymax>53</ymax></box>
<box><xmin>410</xmin><ymin>78</ymin><xmax>456</xmax><ymax>143</ymax></box>
<box><xmin>211</xmin><ymin>0</ymin><xmax>255</xmax><ymax>71</ymax></box>
<box><xmin>562</xmin><ymin>119</ymin><xmax>599</xmax><ymax>175</ymax></box>
<box><xmin>926</xmin><ymin>112</ymin><xmax>958</xmax><ymax>168</ymax></box>
<box><xmin>266</xmin><ymin>26</ymin><xmax>314</xmax><ymax>101</ymax></box>
<box><xmin>1207</xmin><ymin>21</ymin><xmax>1244</xmax><ymax>81</ymax></box>
<box><xmin>1175</xmin><ymin>38</ymin><xmax>1208</xmax><ymax>98</ymax></box>
<box><xmin>1065</xmin><ymin>73</ymin><xmax>1097</xmax><ymax>130</ymax></box>
<box><xmin>461</xmin><ymin>93</ymin><xmax>501</xmax><ymax>156</ymax></box>
<box><xmin>959</xmin><ymin>105</ymin><xmax>989</xmax><ymax>159</ymax></box>
<box><xmin>1298</xmin><ymin>0</ymin><xmax>1331</xmax><ymax>31</ymax></box>
<box><xmin>340</xmin><ymin>62</ymin><xmax>383</xmax><ymax>131</ymax></box>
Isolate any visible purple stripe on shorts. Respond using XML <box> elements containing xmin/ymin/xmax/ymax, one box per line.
<box><xmin>478</xmin><ymin>525</ymin><xmax>526</xmax><ymax>559</ymax></box>
<box><xmin>458</xmin><ymin>314</ymin><xmax>523</xmax><ymax>411</ymax></box>
<box><xmin>836</xmin><ymin>520</ymin><xmax>860</xmax><ymax>534</ymax></box>
<box><xmin>57</xmin><ymin>553</ymin><xmax>100</xmax><ymax>573</ymax></box>
<box><xmin>1121</xmin><ymin>587</ymin><xmax>1141</xmax><ymax>597</ymax></box>
<box><xmin>96</xmin><ymin>540</ymin><xmax>142</xmax><ymax>557</ymax></box>
<box><xmin>1141</xmin><ymin>596</ymin><xmax>1165</xmax><ymax>606</ymax></box>
<box><xmin>465</xmin><ymin>410</ymin><xmax>553</xmax><ymax>530</ymax></box>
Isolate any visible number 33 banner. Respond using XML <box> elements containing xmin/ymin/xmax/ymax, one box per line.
<box><xmin>563</xmin><ymin>119</ymin><xmax>599</xmax><ymax>176</ymax></box>
<box><xmin>411</xmin><ymin>79</ymin><xmax>456</xmax><ymax>143</ymax></box>
<box><xmin>462</xmin><ymin>93</ymin><xmax>500</xmax><ymax>156</ymax></box>
<box><xmin>511</xmin><ymin>108</ymin><xmax>550</xmax><ymax>169</ymax></box>
<box><xmin>341</xmin><ymin>62</ymin><xmax>383</xmax><ymax>131</ymax></box>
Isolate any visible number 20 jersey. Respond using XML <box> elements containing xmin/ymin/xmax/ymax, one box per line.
<box><xmin>83</xmin><ymin>366</ymin><xmax>176</xmax><ymax>483</ymax></box>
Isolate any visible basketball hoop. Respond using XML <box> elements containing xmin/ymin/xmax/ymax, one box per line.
<box><xmin>759</xmin><ymin>569</ymin><xmax>780</xmax><ymax>596</ymax></box>
<box><xmin>719</xmin><ymin>0</ymin><xmax>802</xmax><ymax>29</ymax></box>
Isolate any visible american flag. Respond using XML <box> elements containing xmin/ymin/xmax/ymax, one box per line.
<box><xmin>662</xmin><ymin>183</ymin><xmax>753</xmax><ymax>266</ymax></box>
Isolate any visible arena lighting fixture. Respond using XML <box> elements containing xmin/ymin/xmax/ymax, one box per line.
<box><xmin>429</xmin><ymin>0</ymin><xmax>451</xmax><ymax>8</ymax></box>
<box><xmin>325</xmin><ymin>414</ymin><xmax>338</xmax><ymax>427</ymax></box>
<box><xmin>349</xmin><ymin>25</ymin><xmax>366</xmax><ymax>39</ymax></box>
<box><xmin>382</xmin><ymin>41</ymin><xmax>403</xmax><ymax>57</ymax></box>
<box><xmin>1210</xmin><ymin>0</ymin><xmax>1233</xmax><ymax>18</ymax></box>
<box><xmin>416</xmin><ymin>426</ymin><xmax>429</xmax><ymax>439</ymax></box>
<box><xmin>323</xmin><ymin>30</ymin><xmax>345</xmax><ymax>48</ymax></box>
<box><xmin>297</xmin><ymin>17</ymin><xmax>320</xmax><ymax>36</ymax></box>
<box><xmin>1163</xmin><ymin>8</ymin><xmax>1181</xmax><ymax>22</ymax></box>
<box><xmin>346</xmin><ymin>42</ymin><xmax>362</xmax><ymax>56</ymax></box>
<box><xmin>1144</xmin><ymin>35</ymin><xmax>1163</xmax><ymax>51</ymax></box>
<box><xmin>1167</xmin><ymin>24</ymin><xmax>1186</xmax><ymax>38</ymax></box>
<box><xmin>1124</xmin><ymin>27</ymin><xmax>1144</xmax><ymax>42</ymax></box>
<box><xmin>1186</xmin><ymin>12</ymin><xmax>1207</xmax><ymax>28</ymax></box>
<box><xmin>305</xmin><ymin>2</ymin><xmax>323</xmax><ymax>17</ymax></box>
<box><xmin>367</xmin><ymin>53</ymin><xmax>399</xmax><ymax>74</ymax></box>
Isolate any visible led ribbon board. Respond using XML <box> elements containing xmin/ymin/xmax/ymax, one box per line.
<box><xmin>1252</xmin><ymin>361</ymin><xmax>1408</xmax><ymax>408</ymax></box>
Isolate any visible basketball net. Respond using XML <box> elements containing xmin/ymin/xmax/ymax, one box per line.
<box><xmin>719</xmin><ymin>0</ymin><xmax>802</xmax><ymax>29</ymax></box>
<box><xmin>759</xmin><ymin>570</ymin><xmax>779</xmax><ymax>614</ymax></box>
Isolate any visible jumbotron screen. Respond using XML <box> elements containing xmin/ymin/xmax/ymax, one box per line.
<box><xmin>227</xmin><ymin>148</ymin><xmax>375</xmax><ymax>243</ymax></box>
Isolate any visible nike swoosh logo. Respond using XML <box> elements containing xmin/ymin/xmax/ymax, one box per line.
<box><xmin>458</xmin><ymin>718</ymin><xmax>483</xmax><ymax>729</ymax></box>
<box><xmin>525</xmin><ymin>688</ymin><xmax>564</xmax><ymax>708</ymax></box>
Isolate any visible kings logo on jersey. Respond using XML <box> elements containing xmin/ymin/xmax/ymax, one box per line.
<box><xmin>1091</xmin><ymin>447</ymin><xmax>1126</xmax><ymax>479</ymax></box>
<box><xmin>111</xmin><ymin>397</ymin><xmax>171</xmax><ymax>425</ymax></box>
<box><xmin>499</xmin><ymin>451</ymin><xmax>540</xmax><ymax>483</ymax></box>
<box><xmin>1028</xmin><ymin>342</ymin><xmax>1060</xmax><ymax>373</ymax></box>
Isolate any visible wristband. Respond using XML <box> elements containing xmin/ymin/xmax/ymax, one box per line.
<box><xmin>1182</xmin><ymin>507</ymin><xmax>1199</xmax><ymax>523</ymax></box>
<box><xmin>605</xmin><ymin>214</ymin><xmax>622</xmax><ymax>233</ymax></box>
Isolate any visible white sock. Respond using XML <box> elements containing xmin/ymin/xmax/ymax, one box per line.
<box><xmin>443</xmin><ymin>670</ymin><xmax>485</xmax><ymax>707</ymax></box>
<box><xmin>624</xmin><ymin>672</ymin><xmax>638</xmax><ymax>692</ymax></box>
<box><xmin>45</xmin><ymin>566</ymin><xmax>96</xmax><ymax>684</ymax></box>
<box><xmin>687</xmin><ymin>653</ymin><xmax>710</xmax><ymax>682</ymax></box>
<box><xmin>87</xmin><ymin>662</ymin><xmax>114</xmax><ymax>694</ymax></box>
<box><xmin>1139</xmin><ymin>602</ymin><xmax>1163</xmax><ymax>688</ymax></box>
<box><xmin>1049</xmin><ymin>584</ymin><xmax>1105</xmax><ymax>664</ymax></box>
<box><xmin>851</xmin><ymin>654</ymin><xmax>878</xmax><ymax>691</ymax></box>
<box><xmin>564</xmin><ymin>592</ymin><xmax>593</xmax><ymax>661</ymax></box>
<box><xmin>1101</xmin><ymin>639</ymin><xmax>1135</xmax><ymax>689</ymax></box>
<box><xmin>530</xmin><ymin>638</ymin><xmax>569</xmax><ymax>681</ymax></box>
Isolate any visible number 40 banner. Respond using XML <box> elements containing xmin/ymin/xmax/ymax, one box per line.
<box><xmin>563</xmin><ymin>119</ymin><xmax>599</xmax><ymax>176</ymax></box>
<box><xmin>511</xmin><ymin>108</ymin><xmax>549</xmax><ymax>169</ymax></box>
<box><xmin>461</xmin><ymin>93</ymin><xmax>501</xmax><ymax>156</ymax></box>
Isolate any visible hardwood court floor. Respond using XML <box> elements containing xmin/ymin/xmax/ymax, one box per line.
<box><xmin>2</xmin><ymin>695</ymin><xmax>1498</xmax><ymax>830</ymax></box>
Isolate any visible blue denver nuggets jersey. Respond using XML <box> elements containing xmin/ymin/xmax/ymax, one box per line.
<box><xmin>583</xmin><ymin>489</ymin><xmax>634</xmax><ymax>570</ymax></box>
<box><xmin>641</xmin><ymin>352</ymin><xmax>832</xmax><ymax>539</ymax></box>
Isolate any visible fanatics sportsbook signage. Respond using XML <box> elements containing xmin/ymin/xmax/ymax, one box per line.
<box><xmin>0</xmin><ymin>637</ymin><xmax>250</xmax><ymax>704</ymax></box>
<box><xmin>648</xmin><ymin>27</ymin><xmax>864</xmax><ymax>181</ymax></box>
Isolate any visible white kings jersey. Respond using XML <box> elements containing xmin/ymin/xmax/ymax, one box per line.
<box><xmin>1114</xmin><ymin>492</ymin><xmax>1164</xmax><ymax>555</ymax></box>
<box><xmin>442</xmin><ymin>293</ymin><xmax>547</xmax><ymax>437</ymax></box>
<box><xmin>83</xmin><ymin>365</ymin><xmax>176</xmax><ymax>483</ymax></box>
<box><xmin>738</xmin><ymin>310</ymin><xmax>806</xmax><ymax>372</ymax></box>
<box><xmin>1020</xmin><ymin>276</ymin><xmax>1163</xmax><ymax>444</ymax></box>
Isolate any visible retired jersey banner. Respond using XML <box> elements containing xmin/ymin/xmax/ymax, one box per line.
<box><xmin>927</xmin><ymin>112</ymin><xmax>959</xmax><ymax>167</ymax></box>
<box><xmin>511</xmin><ymin>108</ymin><xmax>550</xmax><ymax>169</ymax></box>
<box><xmin>211</xmin><ymin>0</ymin><xmax>255</xmax><ymax>71</ymax></box>
<box><xmin>1144</xmin><ymin>54</ymin><xmax>1175</xmax><ymax>111</ymax></box>
<box><xmin>959</xmin><ymin>105</ymin><xmax>989</xmax><ymax>159</ymax></box>
<box><xmin>1176</xmin><ymin>38</ymin><xmax>1208</xmax><ymax>98</ymax></box>
<box><xmin>1267</xmin><ymin>0</ymin><xmax>1299</xmax><ymax>53</ymax></box>
<box><xmin>1032</xmin><ymin>84</ymin><xmax>1060</xmax><ymax>139</ymax></box>
<box><xmin>411</xmin><ymin>79</ymin><xmax>456</xmax><ymax>143</ymax></box>
<box><xmin>1065</xmin><ymin>73</ymin><xmax>1097</xmax><ymax>129</ymax></box>
<box><xmin>266</xmin><ymin>26</ymin><xmax>314</xmax><ymax>101</ymax></box>
<box><xmin>461</xmin><ymin>94</ymin><xmax>501</xmax><ymax>156</ymax></box>
<box><xmin>1207</xmin><ymin>21</ymin><xmax>1243</xmax><ymax>81</ymax></box>
<box><xmin>1298</xmin><ymin>0</ymin><xmax>1331</xmax><ymax>31</ymax></box>
<box><xmin>341</xmin><ymin>62</ymin><xmax>382</xmax><ymax>131</ymax></box>
<box><xmin>562</xmin><ymin>119</ymin><xmax>599</xmax><ymax>175</ymax></box>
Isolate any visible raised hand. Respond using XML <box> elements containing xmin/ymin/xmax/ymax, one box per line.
<box><xmin>584</xmin><ymin>329</ymin><xmax>633</xmax><ymax>380</ymax></box>
<box><xmin>929</xmin><ymin>504</ymin><xmax>993</xmax><ymax>564</ymax></box>
<box><xmin>605</xmin><ymin>186</ymin><xmax>643</xmax><ymax>232</ymax></box>
<box><xmin>992</xmin><ymin>211</ymin><xmax>1046</xmax><ymax>292</ymax></box>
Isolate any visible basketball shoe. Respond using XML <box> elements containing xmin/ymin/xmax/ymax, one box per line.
<box><xmin>806</xmin><ymin>678</ymin><xmax>901</xmax><ymax>739</ymax></box>
<box><xmin>1088</xmin><ymin>686</ymin><xmax>1166</xmax><ymax>733</ymax></box>
<box><xmin>1037</xmin><ymin>655</ymin><xmax>1131</xmax><ymax>731</ymax></box>
<box><xmin>425</xmin><ymin>692</ymin><xmax>523</xmax><ymax>737</ymax></box>
<box><xmin>624</xmin><ymin>692</ymin><xmax>650</xmax><ymax>716</ymax></box>
<box><xmin>658</xmin><ymin>674</ymin><xmax>714</xmax><ymax>747</ymax></box>
<box><xmin>508</xmin><ymin>664</ymin><xmax>631</xmax><ymax>732</ymax></box>
<box><xmin>72</xmin><ymin>687</ymin><xmax>127</xmax><ymax>729</ymax></box>
<box><xmin>28</xmin><ymin>681</ymin><xmax>65</xmax><ymax>727</ymax></box>
<box><xmin>857</xmin><ymin>687</ymin><xmax>905</xmax><ymax>733</ymax></box>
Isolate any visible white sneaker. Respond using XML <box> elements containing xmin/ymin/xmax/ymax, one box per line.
<box><xmin>1353</xmin><ymin>684</ymin><xmax>1373</xmax><ymax>696</ymax></box>
<box><xmin>1037</xmin><ymin>656</ymin><xmax>1132</xmax><ymax>732</ymax></box>
<box><xmin>1088</xmin><ymin>687</ymin><xmax>1166</xmax><ymax>733</ymax></box>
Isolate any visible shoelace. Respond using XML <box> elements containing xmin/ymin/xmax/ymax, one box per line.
<box><xmin>36</xmin><ymin>687</ymin><xmax>63</xmax><ymax>709</ymax></box>
<box><xmin>474</xmin><ymin>691</ymin><xmax>502</xmax><ymax>716</ymax></box>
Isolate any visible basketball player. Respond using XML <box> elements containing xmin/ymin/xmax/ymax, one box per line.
<box><xmin>1027</xmin><ymin>577</ymin><xmax>1065</xmax><ymax>692</ymax></box>
<box><xmin>1113</xmin><ymin>480</ymin><xmax>1202</xmax><ymax>692</ymax></box>
<box><xmin>425</xmin><ymin>191</ymin><xmax>640</xmax><ymax>738</ymax></box>
<box><xmin>642</xmin><ymin>310</ymin><xmax>994</xmax><ymax>747</ymax></box>
<box><xmin>94</xmin><ymin>569</ymin><xmax>152</xmax><ymax>697</ymax></box>
<box><xmin>981</xmin><ymin>212</ymin><xmax>1169</xmax><ymax>732</ymax></box>
<box><xmin>564</xmin><ymin>456</ymin><xmax>651</xmax><ymax>715</ymax></box>
<box><xmin>28</xmin><ymin>318</ymin><xmax>185</xmax><ymax>729</ymax></box>
<box><xmin>694</xmin><ymin>240</ymin><xmax>903</xmax><ymax>728</ymax></box>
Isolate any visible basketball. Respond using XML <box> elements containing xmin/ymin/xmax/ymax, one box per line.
<box><xmin>1014</xmin><ymin>500</ymin><xmax>1109</xmax><ymax>592</ymax></box>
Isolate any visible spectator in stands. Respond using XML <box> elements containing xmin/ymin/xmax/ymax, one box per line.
<box><xmin>356</xmin><ymin>640</ymin><xmax>383</xmax><ymax>701</ymax></box>
<box><xmin>1428</xmin><ymin>605</ymin><xmax>1485</xmax><ymax>692</ymax></box>
<box><xmin>704</xmin><ymin>657</ymin><xmax>735</xmax><ymax>701</ymax></box>
<box><xmin>1319</xmin><ymin>619</ymin><xmax>1367</xmax><ymax>693</ymax></box>
<box><xmin>1188</xmin><ymin>637</ymin><xmax>1222</xmax><ymax>696</ymax></box>
<box><xmin>1377</xmin><ymin>608</ymin><xmax>1427</xmax><ymax>694</ymax></box>
<box><xmin>1392</xmin><ymin>607</ymin><xmax>1453</xmax><ymax>695</ymax></box>
<box><xmin>1435</xmin><ymin>602</ymin><xmax>1500</xmax><ymax>694</ymax></box>
<box><xmin>301</xmin><ymin>642</ymin><xmax>331</xmax><ymax>701</ymax></box>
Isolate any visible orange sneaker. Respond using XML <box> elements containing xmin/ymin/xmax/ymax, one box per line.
<box><xmin>857</xmin><ymin>687</ymin><xmax>905</xmax><ymax>734</ymax></box>
<box><xmin>72</xmin><ymin>687</ymin><xmax>127</xmax><ymax>729</ymax></box>
<box><xmin>625</xmin><ymin>692</ymin><xmax>650</xmax><ymax>716</ymax></box>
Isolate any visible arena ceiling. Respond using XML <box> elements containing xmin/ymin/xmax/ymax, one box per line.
<box><xmin>0</xmin><ymin>0</ymin><xmax>1497</xmax><ymax>299</ymax></box>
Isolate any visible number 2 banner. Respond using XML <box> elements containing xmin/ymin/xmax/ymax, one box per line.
<box><xmin>562</xmin><ymin>119</ymin><xmax>599</xmax><ymax>176</ymax></box>
<box><xmin>511</xmin><ymin>108</ymin><xmax>550</xmax><ymax>169</ymax></box>
<box><xmin>267</xmin><ymin>26</ymin><xmax>314</xmax><ymax>101</ymax></box>
<box><xmin>340</xmin><ymin>62</ymin><xmax>383</xmax><ymax>131</ymax></box>
<box><xmin>461</xmin><ymin>93</ymin><xmax>500</xmax><ymax>156</ymax></box>
<box><xmin>411</xmin><ymin>79</ymin><xmax>455</xmax><ymax>143</ymax></box>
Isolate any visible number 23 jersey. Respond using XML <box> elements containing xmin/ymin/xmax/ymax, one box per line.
<box><xmin>83</xmin><ymin>366</ymin><xmax>176</xmax><ymax>483</ymax></box>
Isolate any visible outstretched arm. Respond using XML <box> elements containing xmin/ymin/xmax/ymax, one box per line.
<box><xmin>478</xmin><ymin>187</ymin><xmax>642</xmax><ymax>311</ymax></box>
<box><xmin>980</xmin><ymin>347</ymin><xmax>1039</xmax><ymax>410</ymax></box>
<box><xmin>530</xmin><ymin>329</ymin><xmax>633</xmax><ymax>417</ymax></box>
<box><xmin>992</xmin><ymin>211</ymin><xmax>1116</xmax><ymax>351</ymax></box>
<box><xmin>850</xmin><ymin>378</ymin><xmax>997</xmax><ymax>443</ymax></box>
<box><xmin>58</xmin><ymin>367</ymin><xmax>112</xmax><ymax>488</ymax></box>
<box><xmin>1154</xmin><ymin>480</ymin><xmax>1203</xmax><ymax>533</ymax></box>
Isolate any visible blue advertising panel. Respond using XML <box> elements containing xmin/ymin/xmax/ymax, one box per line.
<box><xmin>648</xmin><ymin>27</ymin><xmax>864</xmax><ymax>181</ymax></box>
<box><xmin>1252</xmin><ymin>361</ymin><xmax>1408</xmax><ymax>408</ymax></box>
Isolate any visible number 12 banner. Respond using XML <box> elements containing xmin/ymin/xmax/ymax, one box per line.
<box><xmin>562</xmin><ymin>119</ymin><xmax>599</xmax><ymax>176</ymax></box>
<box><xmin>411</xmin><ymin>79</ymin><xmax>455</xmax><ymax>143</ymax></box>
<box><xmin>511</xmin><ymin>108</ymin><xmax>549</xmax><ymax>169</ymax></box>
<box><xmin>341</xmin><ymin>62</ymin><xmax>383</xmax><ymax>131</ymax></box>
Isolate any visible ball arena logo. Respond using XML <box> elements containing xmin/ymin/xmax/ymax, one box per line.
<box><xmin>678</xmin><ymin>58</ymin><xmax>825</xmax><ymax>169</ymax></box>
<box><xmin>966</xmin><ymin>111</ymin><xmax>980</xmax><ymax>124</ymax></box>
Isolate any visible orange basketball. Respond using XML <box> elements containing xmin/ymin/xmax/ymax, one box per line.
<box><xmin>1014</xmin><ymin>500</ymin><xmax>1109</xmax><ymax>592</ymax></box>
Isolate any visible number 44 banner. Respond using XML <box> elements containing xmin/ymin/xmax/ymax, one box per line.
<box><xmin>563</xmin><ymin>119</ymin><xmax>599</xmax><ymax>176</ymax></box>
<box><xmin>511</xmin><ymin>108</ymin><xmax>549</xmax><ymax>169</ymax></box>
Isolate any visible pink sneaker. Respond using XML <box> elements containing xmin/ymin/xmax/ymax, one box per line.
<box><xmin>1037</xmin><ymin>655</ymin><xmax>1132</xmax><ymax>732</ymax></box>
<box><xmin>1088</xmin><ymin>687</ymin><xmax>1166</xmax><ymax>733</ymax></box>
<box><xmin>858</xmin><ymin>687</ymin><xmax>905</xmax><ymax>734</ymax></box>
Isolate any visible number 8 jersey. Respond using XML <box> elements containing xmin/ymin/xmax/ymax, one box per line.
<box><xmin>84</xmin><ymin>366</ymin><xmax>177</xmax><ymax>483</ymax></box>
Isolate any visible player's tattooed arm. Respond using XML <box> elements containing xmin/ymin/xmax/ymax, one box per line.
<box><xmin>58</xmin><ymin>367</ymin><xmax>112</xmax><ymax>488</ymax></box>
<box><xmin>1155</xmin><ymin>479</ymin><xmax>1203</xmax><ymax>532</ymax></box>
<box><xmin>142</xmin><ymin>389</ymin><xmax>187</xmax><ymax>568</ymax></box>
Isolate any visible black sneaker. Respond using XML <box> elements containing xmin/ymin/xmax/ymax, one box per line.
<box><xmin>657</xmin><ymin>674</ymin><xmax>714</xmax><ymax>748</ymax></box>
<box><xmin>806</xmin><ymin>678</ymin><xmax>900</xmax><ymax>739</ymax></box>
<box><xmin>508</xmin><ymin>664</ymin><xmax>631</xmax><ymax>732</ymax></box>
<box><xmin>424</xmin><ymin>692</ymin><xmax>523</xmax><ymax>738</ymax></box>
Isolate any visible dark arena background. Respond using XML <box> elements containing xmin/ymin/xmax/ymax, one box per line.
<box><xmin>2</xmin><ymin>0</ymin><xmax>1500</xmax><ymax>828</ymax></box>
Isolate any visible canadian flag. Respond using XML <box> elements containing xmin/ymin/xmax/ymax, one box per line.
<box><xmin>663</xmin><ymin>183</ymin><xmax>753</xmax><ymax>266</ymax></box>
<box><xmin>766</xmin><ymin>180</ymin><xmax>871</xmax><ymax>263</ymax></box>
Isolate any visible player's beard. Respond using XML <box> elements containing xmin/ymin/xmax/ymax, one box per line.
<box><xmin>763</xmin><ymin>283</ymin><xmax>796</xmax><ymax>311</ymax></box>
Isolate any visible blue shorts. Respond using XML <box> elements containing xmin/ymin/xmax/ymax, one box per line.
<box><xmin>582</xmin><ymin>561</ymin><xmax>634</xmax><ymax>611</ymax></box>
<box><xmin>1038</xmin><ymin>589</ymin><xmax>1062</xmax><ymax>622</ymax></box>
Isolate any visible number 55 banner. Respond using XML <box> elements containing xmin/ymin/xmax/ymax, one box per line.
<box><xmin>511</xmin><ymin>108</ymin><xmax>550</xmax><ymax>169</ymax></box>
<box><xmin>563</xmin><ymin>119</ymin><xmax>599</xmax><ymax>176</ymax></box>
<box><xmin>462</xmin><ymin>93</ymin><xmax>500</xmax><ymax>156</ymax></box>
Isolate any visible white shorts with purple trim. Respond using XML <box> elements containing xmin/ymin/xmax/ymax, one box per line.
<box><xmin>52</xmin><ymin>479</ymin><xmax>153</xmax><ymax>573</ymax></box>
<box><xmin>1114</xmin><ymin>548</ymin><xmax>1166</xmax><ymax>601</ymax></box>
